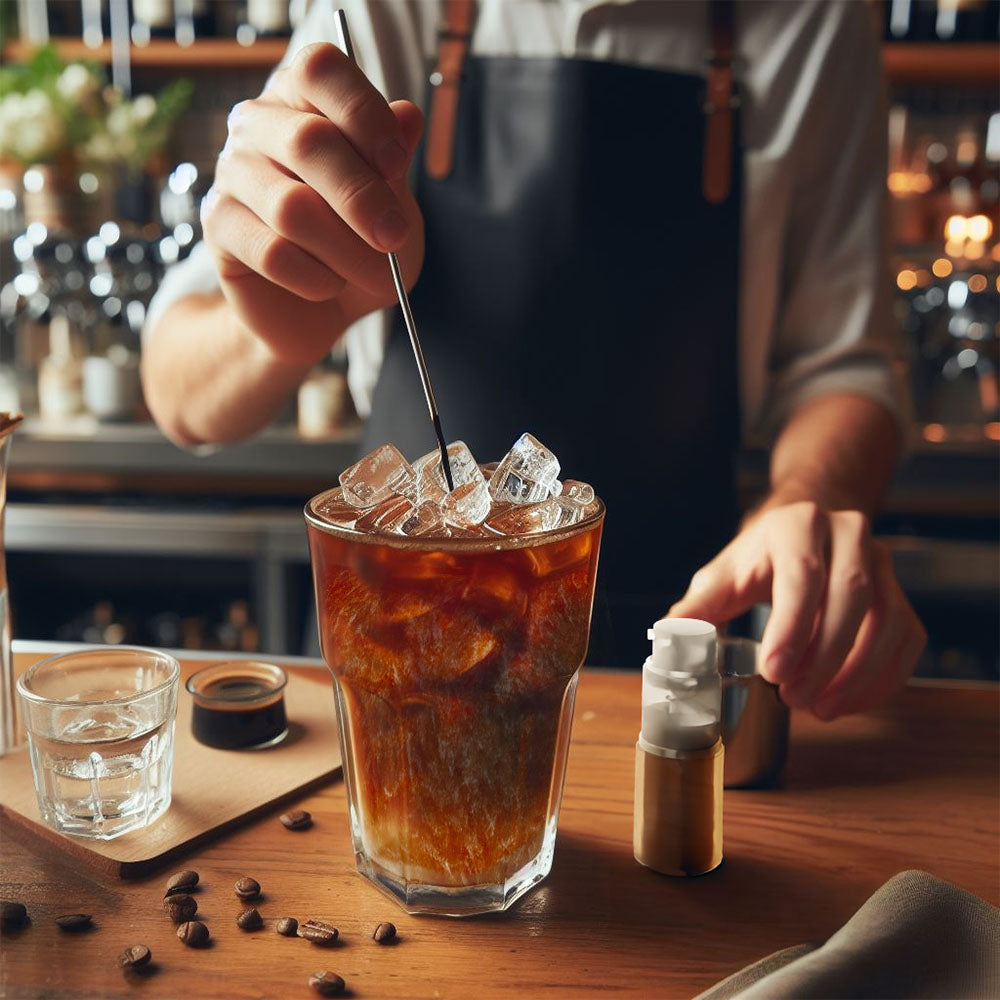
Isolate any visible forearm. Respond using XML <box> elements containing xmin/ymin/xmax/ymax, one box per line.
<box><xmin>141</xmin><ymin>292</ymin><xmax>313</xmax><ymax>447</ymax></box>
<box><xmin>757</xmin><ymin>392</ymin><xmax>900</xmax><ymax>518</ymax></box>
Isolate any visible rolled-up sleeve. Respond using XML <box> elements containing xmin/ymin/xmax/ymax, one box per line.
<box><xmin>760</xmin><ymin>3</ymin><xmax>910</xmax><ymax>442</ymax></box>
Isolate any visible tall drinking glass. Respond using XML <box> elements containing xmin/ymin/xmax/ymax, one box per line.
<box><xmin>306</xmin><ymin>490</ymin><xmax>604</xmax><ymax>916</ymax></box>
<box><xmin>0</xmin><ymin>411</ymin><xmax>24</xmax><ymax>756</ymax></box>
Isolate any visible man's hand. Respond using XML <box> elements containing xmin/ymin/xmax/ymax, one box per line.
<box><xmin>668</xmin><ymin>500</ymin><xmax>926</xmax><ymax>720</ymax></box>
<box><xmin>202</xmin><ymin>43</ymin><xmax>425</xmax><ymax>366</ymax></box>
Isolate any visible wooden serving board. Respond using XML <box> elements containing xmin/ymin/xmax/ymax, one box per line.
<box><xmin>0</xmin><ymin>652</ymin><xmax>341</xmax><ymax>879</ymax></box>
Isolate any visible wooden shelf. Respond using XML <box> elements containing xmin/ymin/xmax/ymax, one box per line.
<box><xmin>1</xmin><ymin>37</ymin><xmax>287</xmax><ymax>69</ymax></box>
<box><xmin>3</xmin><ymin>38</ymin><xmax>998</xmax><ymax>81</ymax></box>
<box><xmin>882</xmin><ymin>42</ymin><xmax>999</xmax><ymax>84</ymax></box>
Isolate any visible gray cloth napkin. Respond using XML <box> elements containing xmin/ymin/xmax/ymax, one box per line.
<box><xmin>695</xmin><ymin>870</ymin><xmax>1000</xmax><ymax>1000</ymax></box>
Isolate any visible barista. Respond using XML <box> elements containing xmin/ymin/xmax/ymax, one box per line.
<box><xmin>142</xmin><ymin>0</ymin><xmax>925</xmax><ymax>716</ymax></box>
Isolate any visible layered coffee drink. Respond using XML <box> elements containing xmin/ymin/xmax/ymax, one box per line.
<box><xmin>306</xmin><ymin>434</ymin><xmax>603</xmax><ymax>915</ymax></box>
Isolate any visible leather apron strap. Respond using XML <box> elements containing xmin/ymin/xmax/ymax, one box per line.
<box><xmin>703</xmin><ymin>0</ymin><xmax>737</xmax><ymax>203</ymax></box>
<box><xmin>425</xmin><ymin>0</ymin><xmax>477</xmax><ymax>181</ymax></box>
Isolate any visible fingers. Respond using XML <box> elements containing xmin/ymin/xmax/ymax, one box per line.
<box><xmin>807</xmin><ymin>542</ymin><xmax>904</xmax><ymax>718</ymax></box>
<box><xmin>812</xmin><ymin>541</ymin><xmax>925</xmax><ymax>718</ymax></box>
<box><xmin>227</xmin><ymin>99</ymin><xmax>410</xmax><ymax>253</ymax></box>
<box><xmin>270</xmin><ymin>44</ymin><xmax>415</xmax><ymax>180</ymax></box>
<box><xmin>202</xmin><ymin>188</ymin><xmax>345</xmax><ymax>303</ymax></box>
<box><xmin>779</xmin><ymin>510</ymin><xmax>873</xmax><ymax>708</ymax></box>
<box><xmin>213</xmin><ymin>148</ymin><xmax>393</xmax><ymax>299</ymax></box>
<box><xmin>667</xmin><ymin>533</ymin><xmax>770</xmax><ymax>624</ymax></box>
<box><xmin>758</xmin><ymin>502</ymin><xmax>829</xmax><ymax>685</ymax></box>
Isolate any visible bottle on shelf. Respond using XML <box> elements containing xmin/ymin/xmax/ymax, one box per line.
<box><xmin>37</xmin><ymin>313</ymin><xmax>84</xmax><ymax>422</ymax></box>
<box><xmin>236</xmin><ymin>0</ymin><xmax>292</xmax><ymax>46</ymax></box>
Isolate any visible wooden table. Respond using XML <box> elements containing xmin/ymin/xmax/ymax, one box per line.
<box><xmin>2</xmin><ymin>652</ymin><xmax>997</xmax><ymax>999</ymax></box>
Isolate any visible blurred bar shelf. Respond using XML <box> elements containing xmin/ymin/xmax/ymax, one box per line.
<box><xmin>8</xmin><ymin>418</ymin><xmax>361</xmax><ymax>498</ymax></box>
<box><xmin>881</xmin><ymin>42</ymin><xmax>1000</xmax><ymax>84</ymax></box>
<box><xmin>3</xmin><ymin>39</ymin><xmax>998</xmax><ymax>82</ymax></box>
<box><xmin>0</xmin><ymin>37</ymin><xmax>289</xmax><ymax>69</ymax></box>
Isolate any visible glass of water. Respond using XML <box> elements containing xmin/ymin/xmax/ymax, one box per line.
<box><xmin>17</xmin><ymin>647</ymin><xmax>179</xmax><ymax>840</ymax></box>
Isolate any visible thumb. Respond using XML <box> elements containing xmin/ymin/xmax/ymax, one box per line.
<box><xmin>667</xmin><ymin>545</ymin><xmax>769</xmax><ymax>625</ymax></box>
<box><xmin>390</xmin><ymin>99</ymin><xmax>424</xmax><ymax>156</ymax></box>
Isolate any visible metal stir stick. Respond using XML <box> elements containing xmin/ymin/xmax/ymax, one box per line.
<box><xmin>333</xmin><ymin>9</ymin><xmax>455</xmax><ymax>492</ymax></box>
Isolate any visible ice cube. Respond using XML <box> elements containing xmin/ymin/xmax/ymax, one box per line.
<box><xmin>399</xmin><ymin>499</ymin><xmax>448</xmax><ymax>537</ymax></box>
<box><xmin>409</xmin><ymin>451</ymin><xmax>445</xmax><ymax>503</ymax></box>
<box><xmin>339</xmin><ymin>444</ymin><xmax>416</xmax><ymax>508</ymax></box>
<box><xmin>416</xmin><ymin>441</ymin><xmax>485</xmax><ymax>498</ymax></box>
<box><xmin>560</xmin><ymin>479</ymin><xmax>595</xmax><ymax>505</ymax></box>
<box><xmin>489</xmin><ymin>433</ymin><xmax>561</xmax><ymax>505</ymax></box>
<box><xmin>486</xmin><ymin>496</ymin><xmax>579</xmax><ymax>535</ymax></box>
<box><xmin>354</xmin><ymin>495</ymin><xmax>414</xmax><ymax>532</ymax></box>
<box><xmin>314</xmin><ymin>489</ymin><xmax>367</xmax><ymax>527</ymax></box>
<box><xmin>442</xmin><ymin>479</ymin><xmax>491</xmax><ymax>527</ymax></box>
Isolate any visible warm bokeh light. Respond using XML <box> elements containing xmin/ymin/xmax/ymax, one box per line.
<box><xmin>915</xmin><ymin>269</ymin><xmax>931</xmax><ymax>286</ymax></box>
<box><xmin>944</xmin><ymin>239</ymin><xmax>965</xmax><ymax>258</ymax></box>
<box><xmin>968</xmin><ymin>274</ymin><xmax>988</xmax><ymax>293</ymax></box>
<box><xmin>967</xmin><ymin>215</ymin><xmax>993</xmax><ymax>242</ymax></box>
<box><xmin>922</xmin><ymin>423</ymin><xmax>946</xmax><ymax>443</ymax></box>
<box><xmin>986</xmin><ymin>423</ymin><xmax>1000</xmax><ymax>442</ymax></box>
<box><xmin>991</xmin><ymin>244</ymin><xmax>1000</xmax><ymax>263</ymax></box>
<box><xmin>896</xmin><ymin>269</ymin><xmax>917</xmax><ymax>291</ymax></box>
<box><xmin>956</xmin><ymin>139</ymin><xmax>977</xmax><ymax>165</ymax></box>
<box><xmin>910</xmin><ymin>174</ymin><xmax>932</xmax><ymax>194</ymax></box>
<box><xmin>932</xmin><ymin>257</ymin><xmax>953</xmax><ymax>278</ymax></box>
<box><xmin>887</xmin><ymin>172</ymin><xmax>909</xmax><ymax>194</ymax></box>
<box><xmin>945</xmin><ymin>215</ymin><xmax>968</xmax><ymax>241</ymax></box>
<box><xmin>965</xmin><ymin>241</ymin><xmax>985</xmax><ymax>260</ymax></box>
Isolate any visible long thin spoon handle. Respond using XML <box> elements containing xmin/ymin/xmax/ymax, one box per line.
<box><xmin>333</xmin><ymin>8</ymin><xmax>454</xmax><ymax>491</ymax></box>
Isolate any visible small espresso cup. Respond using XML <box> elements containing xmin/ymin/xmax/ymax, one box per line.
<box><xmin>719</xmin><ymin>638</ymin><xmax>789</xmax><ymax>788</ymax></box>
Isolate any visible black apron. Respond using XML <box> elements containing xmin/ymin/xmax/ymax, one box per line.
<box><xmin>364</xmin><ymin>37</ymin><xmax>742</xmax><ymax>668</ymax></box>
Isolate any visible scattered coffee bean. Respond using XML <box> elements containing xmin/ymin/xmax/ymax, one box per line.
<box><xmin>55</xmin><ymin>913</ymin><xmax>93</xmax><ymax>931</ymax></box>
<box><xmin>236</xmin><ymin>907</ymin><xmax>263</xmax><ymax>931</ymax></box>
<box><xmin>234</xmin><ymin>876</ymin><xmax>261</xmax><ymax>901</ymax></box>
<box><xmin>163</xmin><ymin>894</ymin><xmax>198</xmax><ymax>923</ymax></box>
<box><xmin>165</xmin><ymin>870</ymin><xmax>199</xmax><ymax>896</ymax></box>
<box><xmin>309</xmin><ymin>971</ymin><xmax>346</xmax><ymax>997</ymax></box>
<box><xmin>280</xmin><ymin>809</ymin><xmax>312</xmax><ymax>830</ymax></box>
<box><xmin>118</xmin><ymin>944</ymin><xmax>152</xmax><ymax>969</ymax></box>
<box><xmin>0</xmin><ymin>901</ymin><xmax>28</xmax><ymax>927</ymax></box>
<box><xmin>300</xmin><ymin>919</ymin><xmax>339</xmax><ymax>946</ymax></box>
<box><xmin>177</xmin><ymin>920</ymin><xmax>210</xmax><ymax>947</ymax></box>
<box><xmin>275</xmin><ymin>917</ymin><xmax>298</xmax><ymax>937</ymax></box>
<box><xmin>372</xmin><ymin>921</ymin><xmax>397</xmax><ymax>944</ymax></box>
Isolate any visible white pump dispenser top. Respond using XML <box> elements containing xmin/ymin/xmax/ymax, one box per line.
<box><xmin>639</xmin><ymin>618</ymin><xmax>721</xmax><ymax>754</ymax></box>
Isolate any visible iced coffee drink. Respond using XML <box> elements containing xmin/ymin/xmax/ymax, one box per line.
<box><xmin>306</xmin><ymin>434</ymin><xmax>603</xmax><ymax>915</ymax></box>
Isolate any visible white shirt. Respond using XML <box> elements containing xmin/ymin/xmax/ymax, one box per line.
<box><xmin>146</xmin><ymin>0</ymin><xmax>908</xmax><ymax>440</ymax></box>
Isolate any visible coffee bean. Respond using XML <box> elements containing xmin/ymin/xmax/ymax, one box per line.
<box><xmin>0</xmin><ymin>901</ymin><xmax>28</xmax><ymax>927</ymax></box>
<box><xmin>236</xmin><ymin>907</ymin><xmax>263</xmax><ymax>931</ymax></box>
<box><xmin>372</xmin><ymin>921</ymin><xmax>397</xmax><ymax>944</ymax></box>
<box><xmin>280</xmin><ymin>809</ymin><xmax>312</xmax><ymax>830</ymax></box>
<box><xmin>234</xmin><ymin>876</ymin><xmax>261</xmax><ymax>900</ymax></box>
<box><xmin>165</xmin><ymin>870</ymin><xmax>199</xmax><ymax>896</ymax></box>
<box><xmin>118</xmin><ymin>944</ymin><xmax>152</xmax><ymax>969</ymax></box>
<box><xmin>55</xmin><ymin>913</ymin><xmax>93</xmax><ymax>931</ymax></box>
<box><xmin>275</xmin><ymin>917</ymin><xmax>298</xmax><ymax>937</ymax></box>
<box><xmin>300</xmin><ymin>919</ymin><xmax>339</xmax><ymax>946</ymax></box>
<box><xmin>309</xmin><ymin>971</ymin><xmax>346</xmax><ymax>997</ymax></box>
<box><xmin>177</xmin><ymin>920</ymin><xmax>210</xmax><ymax>947</ymax></box>
<box><xmin>163</xmin><ymin>894</ymin><xmax>198</xmax><ymax>923</ymax></box>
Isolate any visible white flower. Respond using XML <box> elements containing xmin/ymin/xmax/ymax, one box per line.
<box><xmin>0</xmin><ymin>89</ymin><xmax>65</xmax><ymax>163</ymax></box>
<box><xmin>107</xmin><ymin>104</ymin><xmax>133</xmax><ymax>137</ymax></box>
<box><xmin>56</xmin><ymin>64</ymin><xmax>97</xmax><ymax>106</ymax></box>
<box><xmin>131</xmin><ymin>94</ymin><xmax>157</xmax><ymax>125</ymax></box>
